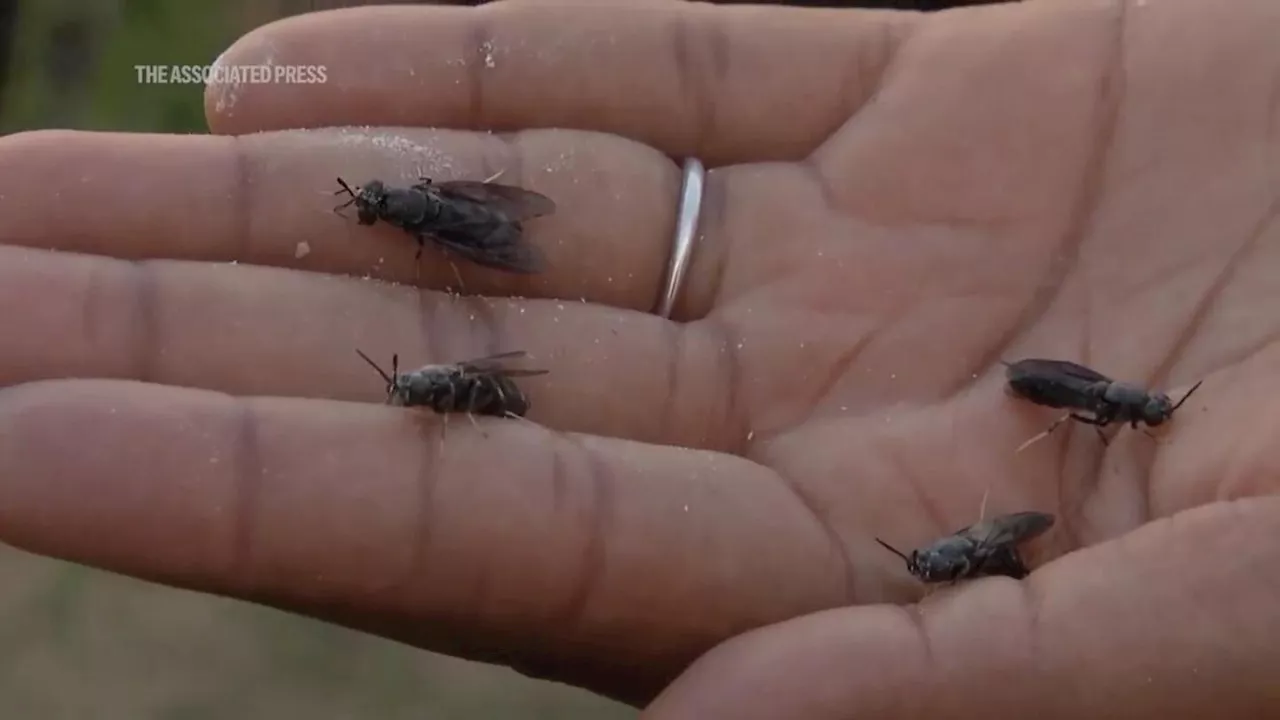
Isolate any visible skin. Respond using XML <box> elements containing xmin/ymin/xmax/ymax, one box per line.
<box><xmin>0</xmin><ymin>0</ymin><xmax>1278</xmax><ymax>716</ymax></box>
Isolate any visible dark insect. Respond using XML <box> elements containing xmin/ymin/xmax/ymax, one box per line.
<box><xmin>1002</xmin><ymin>358</ymin><xmax>1204</xmax><ymax>450</ymax></box>
<box><xmin>876</xmin><ymin>511</ymin><xmax>1055</xmax><ymax>584</ymax></box>
<box><xmin>333</xmin><ymin>173</ymin><xmax>555</xmax><ymax>274</ymax></box>
<box><xmin>355</xmin><ymin>349</ymin><xmax>548</xmax><ymax>420</ymax></box>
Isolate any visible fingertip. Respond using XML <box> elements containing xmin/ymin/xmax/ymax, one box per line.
<box><xmin>204</xmin><ymin>5</ymin><xmax>476</xmax><ymax>135</ymax></box>
<box><xmin>204</xmin><ymin>16</ymin><xmax>280</xmax><ymax>131</ymax></box>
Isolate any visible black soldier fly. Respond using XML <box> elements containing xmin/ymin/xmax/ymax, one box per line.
<box><xmin>876</xmin><ymin>510</ymin><xmax>1054</xmax><ymax>584</ymax></box>
<box><xmin>1002</xmin><ymin>358</ymin><xmax>1204</xmax><ymax>451</ymax></box>
<box><xmin>355</xmin><ymin>349</ymin><xmax>548</xmax><ymax>428</ymax></box>
<box><xmin>333</xmin><ymin>171</ymin><xmax>556</xmax><ymax>275</ymax></box>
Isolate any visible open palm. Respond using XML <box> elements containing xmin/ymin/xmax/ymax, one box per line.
<box><xmin>1</xmin><ymin>1</ymin><xmax>1277</xmax><ymax>717</ymax></box>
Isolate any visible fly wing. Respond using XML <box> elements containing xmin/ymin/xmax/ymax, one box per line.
<box><xmin>972</xmin><ymin>545</ymin><xmax>1031</xmax><ymax>580</ymax></box>
<box><xmin>429</xmin><ymin>222</ymin><xmax>548</xmax><ymax>274</ymax></box>
<box><xmin>962</xmin><ymin>511</ymin><xmax>1055</xmax><ymax>548</ymax></box>
<box><xmin>1003</xmin><ymin>358</ymin><xmax>1111</xmax><ymax>408</ymax></box>
<box><xmin>436</xmin><ymin>181</ymin><xmax>557</xmax><ymax>222</ymax></box>
<box><xmin>457</xmin><ymin>351</ymin><xmax>550</xmax><ymax>378</ymax></box>
<box><xmin>1005</xmin><ymin>358</ymin><xmax>1111</xmax><ymax>383</ymax></box>
<box><xmin>432</xmin><ymin>219</ymin><xmax>547</xmax><ymax>271</ymax></box>
<box><xmin>465</xmin><ymin>351</ymin><xmax>529</xmax><ymax>362</ymax></box>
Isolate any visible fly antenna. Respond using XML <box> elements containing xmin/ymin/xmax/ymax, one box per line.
<box><xmin>355</xmin><ymin>348</ymin><xmax>394</xmax><ymax>386</ymax></box>
<box><xmin>333</xmin><ymin>178</ymin><xmax>359</xmax><ymax>216</ymax></box>
<box><xmin>1171</xmin><ymin>379</ymin><xmax>1205</xmax><ymax>412</ymax></box>
<box><xmin>334</xmin><ymin>177</ymin><xmax>357</xmax><ymax>198</ymax></box>
<box><xmin>874</xmin><ymin>538</ymin><xmax>912</xmax><ymax>565</ymax></box>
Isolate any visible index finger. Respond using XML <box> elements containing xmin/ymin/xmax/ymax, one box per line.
<box><xmin>204</xmin><ymin>1</ymin><xmax>916</xmax><ymax>165</ymax></box>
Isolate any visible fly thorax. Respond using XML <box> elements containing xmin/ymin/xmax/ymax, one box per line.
<box><xmin>928</xmin><ymin>540</ymin><xmax>977</xmax><ymax>581</ymax></box>
<box><xmin>399</xmin><ymin>372</ymin><xmax>433</xmax><ymax>398</ymax></box>
<box><xmin>423</xmin><ymin>194</ymin><xmax>449</xmax><ymax>223</ymax></box>
<box><xmin>384</xmin><ymin>190</ymin><xmax>430</xmax><ymax>226</ymax></box>
<box><xmin>1102</xmin><ymin>382</ymin><xmax>1147</xmax><ymax>407</ymax></box>
<box><xmin>430</xmin><ymin>379</ymin><xmax>459</xmax><ymax>407</ymax></box>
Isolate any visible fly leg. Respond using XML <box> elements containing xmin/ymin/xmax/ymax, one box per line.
<box><xmin>436</xmin><ymin>387</ymin><xmax>455</xmax><ymax>459</ymax></box>
<box><xmin>1068</xmin><ymin>412</ymin><xmax>1112</xmax><ymax>446</ymax></box>
<box><xmin>411</xmin><ymin>239</ymin><xmax>426</xmax><ymax>287</ymax></box>
<box><xmin>489</xmin><ymin>380</ymin><xmax>526</xmax><ymax>424</ymax></box>
<box><xmin>465</xmin><ymin>411</ymin><xmax>485</xmax><ymax>437</ymax></box>
<box><xmin>408</xmin><ymin>408</ymin><xmax>439</xmax><ymax>440</ymax></box>
<box><xmin>943</xmin><ymin>560</ymin><xmax>975</xmax><ymax>591</ymax></box>
<box><xmin>448</xmin><ymin>260</ymin><xmax>465</xmax><ymax>295</ymax></box>
<box><xmin>407</xmin><ymin>237</ymin><xmax>466</xmax><ymax>296</ymax></box>
<box><xmin>436</xmin><ymin>414</ymin><xmax>451</xmax><ymax>461</ymax></box>
<box><xmin>416</xmin><ymin>239</ymin><xmax>465</xmax><ymax>295</ymax></box>
<box><xmin>1015</xmin><ymin>413</ymin><xmax>1072</xmax><ymax>454</ymax></box>
<box><xmin>1007</xmin><ymin>550</ymin><xmax>1031</xmax><ymax>580</ymax></box>
<box><xmin>464</xmin><ymin>389</ymin><xmax>488</xmax><ymax>439</ymax></box>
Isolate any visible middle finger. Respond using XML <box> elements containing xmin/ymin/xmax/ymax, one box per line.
<box><xmin>0</xmin><ymin>244</ymin><xmax>734</xmax><ymax>449</ymax></box>
<box><xmin>0</xmin><ymin>127</ymin><xmax>682</xmax><ymax>311</ymax></box>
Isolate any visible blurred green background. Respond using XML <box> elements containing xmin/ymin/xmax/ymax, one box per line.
<box><xmin>0</xmin><ymin>0</ymin><xmax>636</xmax><ymax>717</ymax></box>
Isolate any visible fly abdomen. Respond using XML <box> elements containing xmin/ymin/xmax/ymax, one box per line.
<box><xmin>1005</xmin><ymin>368</ymin><xmax>1103</xmax><ymax>410</ymax></box>
<box><xmin>381</xmin><ymin>189</ymin><xmax>434</xmax><ymax>230</ymax></box>
<box><xmin>449</xmin><ymin>375</ymin><xmax>531</xmax><ymax>418</ymax></box>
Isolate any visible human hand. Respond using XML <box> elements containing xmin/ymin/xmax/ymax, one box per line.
<box><xmin>1</xmin><ymin>0</ymin><xmax>1278</xmax><ymax>716</ymax></box>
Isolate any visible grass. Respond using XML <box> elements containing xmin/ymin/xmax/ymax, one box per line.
<box><xmin>1</xmin><ymin>0</ymin><xmax>232</xmax><ymax>134</ymax></box>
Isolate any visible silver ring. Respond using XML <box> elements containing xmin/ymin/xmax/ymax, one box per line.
<box><xmin>655</xmin><ymin>157</ymin><xmax>706</xmax><ymax>319</ymax></box>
